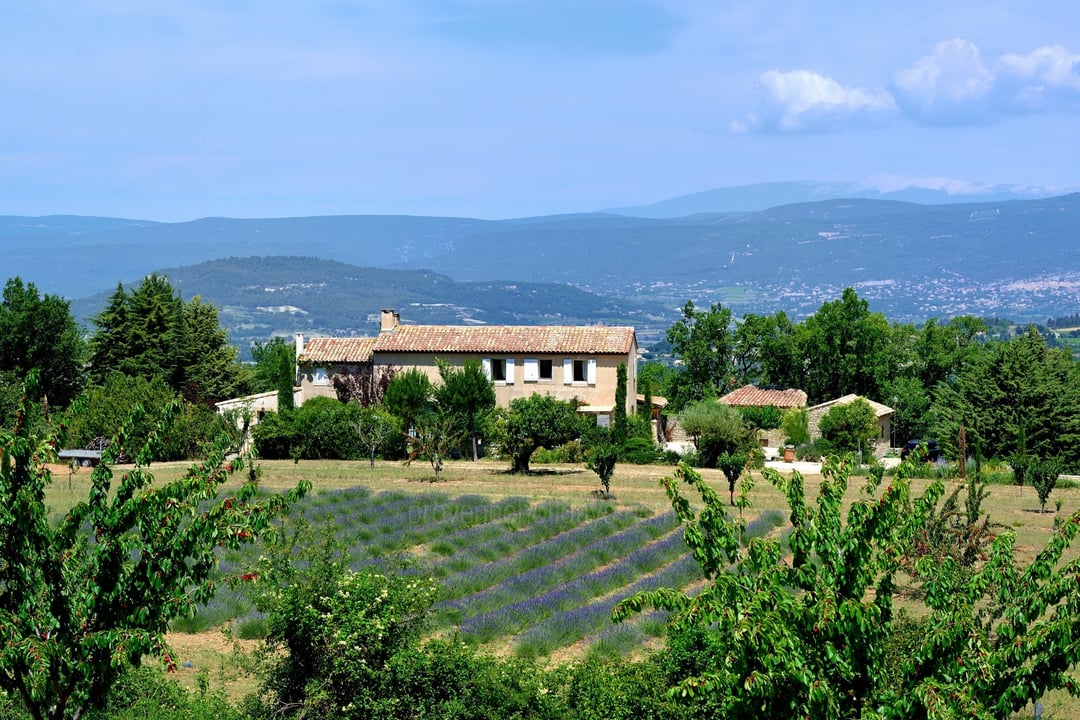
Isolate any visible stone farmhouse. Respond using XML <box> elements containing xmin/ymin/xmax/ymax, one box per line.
<box><xmin>807</xmin><ymin>394</ymin><xmax>895</xmax><ymax>457</ymax></box>
<box><xmin>295</xmin><ymin>309</ymin><xmax>638</xmax><ymax>425</ymax></box>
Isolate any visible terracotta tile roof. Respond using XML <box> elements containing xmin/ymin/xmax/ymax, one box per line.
<box><xmin>372</xmin><ymin>325</ymin><xmax>636</xmax><ymax>355</ymax></box>
<box><xmin>719</xmin><ymin>384</ymin><xmax>808</xmax><ymax>408</ymax></box>
<box><xmin>298</xmin><ymin>337</ymin><xmax>377</xmax><ymax>363</ymax></box>
<box><xmin>809</xmin><ymin>393</ymin><xmax>894</xmax><ymax>417</ymax></box>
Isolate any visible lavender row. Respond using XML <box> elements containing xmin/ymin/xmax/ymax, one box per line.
<box><xmin>363</xmin><ymin>495</ymin><xmax>533</xmax><ymax>556</ymax></box>
<box><xmin>512</xmin><ymin>552</ymin><xmax>701</xmax><ymax>655</ymax></box>
<box><xmin>433</xmin><ymin>510</ymin><xmax>671</xmax><ymax>612</ymax></box>
<box><xmin>428</xmin><ymin>501</ymin><xmax>621</xmax><ymax>579</ymax></box>
<box><xmin>451</xmin><ymin>519</ymin><xmax>685</xmax><ymax>641</ymax></box>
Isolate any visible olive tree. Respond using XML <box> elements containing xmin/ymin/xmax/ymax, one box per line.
<box><xmin>489</xmin><ymin>393</ymin><xmax>584</xmax><ymax>473</ymax></box>
<box><xmin>0</xmin><ymin>372</ymin><xmax>308</xmax><ymax>720</ymax></box>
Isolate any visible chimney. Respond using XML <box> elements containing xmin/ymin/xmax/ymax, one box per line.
<box><xmin>380</xmin><ymin>309</ymin><xmax>400</xmax><ymax>333</ymax></box>
<box><xmin>294</xmin><ymin>333</ymin><xmax>305</xmax><ymax>356</ymax></box>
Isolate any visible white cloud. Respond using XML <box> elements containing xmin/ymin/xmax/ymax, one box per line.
<box><xmin>891</xmin><ymin>39</ymin><xmax>994</xmax><ymax>124</ymax></box>
<box><xmin>998</xmin><ymin>45</ymin><xmax>1080</xmax><ymax>111</ymax></box>
<box><xmin>738</xmin><ymin>69</ymin><xmax>894</xmax><ymax>133</ymax></box>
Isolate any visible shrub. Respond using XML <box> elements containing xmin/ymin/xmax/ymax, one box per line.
<box><xmin>780</xmin><ymin>406</ymin><xmax>810</xmax><ymax>446</ymax></box>
<box><xmin>621</xmin><ymin>436</ymin><xmax>661</xmax><ymax>464</ymax></box>
<box><xmin>253</xmin><ymin>397</ymin><xmax>367</xmax><ymax>460</ymax></box>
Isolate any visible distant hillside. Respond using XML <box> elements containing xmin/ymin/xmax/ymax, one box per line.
<box><xmin>10</xmin><ymin>190</ymin><xmax>1080</xmax><ymax>333</ymax></box>
<box><xmin>69</xmin><ymin>257</ymin><xmax>663</xmax><ymax>354</ymax></box>
<box><xmin>603</xmin><ymin>180</ymin><xmax>1065</xmax><ymax>217</ymax></box>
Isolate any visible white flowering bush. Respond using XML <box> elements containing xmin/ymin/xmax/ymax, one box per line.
<box><xmin>255</xmin><ymin>566</ymin><xmax>437</xmax><ymax>719</ymax></box>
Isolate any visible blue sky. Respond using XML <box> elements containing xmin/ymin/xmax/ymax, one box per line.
<box><xmin>3</xmin><ymin>1</ymin><xmax>1080</xmax><ymax>221</ymax></box>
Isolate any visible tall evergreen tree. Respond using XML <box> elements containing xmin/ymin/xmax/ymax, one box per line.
<box><xmin>88</xmin><ymin>283</ymin><xmax>130</xmax><ymax>385</ymax></box>
<box><xmin>122</xmin><ymin>273</ymin><xmax>183</xmax><ymax>385</ymax></box>
<box><xmin>177</xmin><ymin>296</ymin><xmax>240</xmax><ymax>404</ymax></box>
<box><xmin>613</xmin><ymin>362</ymin><xmax>628</xmax><ymax>445</ymax></box>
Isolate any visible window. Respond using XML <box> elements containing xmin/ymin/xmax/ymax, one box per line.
<box><xmin>313</xmin><ymin>368</ymin><xmax>330</xmax><ymax>385</ymax></box>
<box><xmin>563</xmin><ymin>358</ymin><xmax>596</xmax><ymax>385</ymax></box>
<box><xmin>573</xmin><ymin>359</ymin><xmax>587</xmax><ymax>383</ymax></box>
<box><xmin>484</xmin><ymin>357</ymin><xmax>515</xmax><ymax>384</ymax></box>
<box><xmin>524</xmin><ymin>358</ymin><xmax>554</xmax><ymax>383</ymax></box>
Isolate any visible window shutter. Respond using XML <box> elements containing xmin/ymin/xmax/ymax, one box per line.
<box><xmin>523</xmin><ymin>359</ymin><xmax>539</xmax><ymax>381</ymax></box>
<box><xmin>505</xmin><ymin>358</ymin><xmax>515</xmax><ymax>384</ymax></box>
<box><xmin>564</xmin><ymin>359</ymin><xmax>573</xmax><ymax>385</ymax></box>
<box><xmin>587</xmin><ymin>358</ymin><xmax>597</xmax><ymax>385</ymax></box>
<box><xmin>482</xmin><ymin>358</ymin><xmax>492</xmax><ymax>380</ymax></box>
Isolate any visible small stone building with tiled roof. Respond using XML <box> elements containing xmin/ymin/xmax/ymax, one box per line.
<box><xmin>296</xmin><ymin>309</ymin><xmax>638</xmax><ymax>422</ymax></box>
<box><xmin>719</xmin><ymin>384</ymin><xmax>808</xmax><ymax>409</ymax></box>
<box><xmin>718</xmin><ymin>384</ymin><xmax>809</xmax><ymax>449</ymax></box>
<box><xmin>807</xmin><ymin>394</ymin><xmax>895</xmax><ymax>457</ymax></box>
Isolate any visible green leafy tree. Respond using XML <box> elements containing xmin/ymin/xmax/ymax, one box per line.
<box><xmin>613</xmin><ymin>362</ymin><xmax>628</xmax><ymax>446</ymax></box>
<box><xmin>406</xmin><ymin>411</ymin><xmax>465</xmax><ymax>482</ymax></box>
<box><xmin>0</xmin><ymin>372</ymin><xmax>308</xmax><ymax>720</ymax></box>
<box><xmin>63</xmin><ymin>372</ymin><xmax>178</xmax><ymax>457</ymax></box>
<box><xmin>490</xmin><ymin>393</ymin><xmax>584</xmax><ymax>473</ymax></box>
<box><xmin>666</xmin><ymin>301</ymin><xmax>734</xmax><ymax>410</ymax></box>
<box><xmin>732</xmin><ymin>310</ymin><xmax>801</xmax><ymax>389</ymax></box>
<box><xmin>384</xmin><ymin>368</ymin><xmax>433</xmax><ymax>456</ymax></box>
<box><xmin>615</xmin><ymin>457</ymin><xmax>1080</xmax><ymax>719</ymax></box>
<box><xmin>716</xmin><ymin>451</ymin><xmax>749</xmax><ymax>506</ymax></box>
<box><xmin>881</xmin><ymin>376</ymin><xmax>931</xmax><ymax>447</ymax></box>
<box><xmin>585</xmin><ymin>426</ymin><xmax>618</xmax><ymax>498</ymax></box>
<box><xmin>638</xmin><ymin>375</ymin><xmax>654</xmax><ymax>424</ymax></box>
<box><xmin>798</xmin><ymin>287</ymin><xmax>894</xmax><ymax>403</ymax></box>
<box><xmin>433</xmin><ymin>358</ymin><xmax>495</xmax><ymax>462</ymax></box>
<box><xmin>818</xmin><ymin>397</ymin><xmax>880</xmax><ymax>456</ymax></box>
<box><xmin>355</xmin><ymin>406</ymin><xmax>400</xmax><ymax>469</ymax></box>
<box><xmin>916</xmin><ymin>315</ymin><xmax>987</xmax><ymax>390</ymax></box>
<box><xmin>637</xmin><ymin>361</ymin><xmax>677</xmax><ymax>406</ymax></box>
<box><xmin>0</xmin><ymin>277</ymin><xmax>85</xmax><ymax>409</ymax></box>
<box><xmin>677</xmin><ymin>400</ymin><xmax>753</xmax><ymax>468</ymax></box>
<box><xmin>1030</xmin><ymin>456</ymin><xmax>1063</xmax><ymax>513</ymax></box>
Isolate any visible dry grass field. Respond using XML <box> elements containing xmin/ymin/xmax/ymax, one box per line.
<box><xmin>40</xmin><ymin>457</ymin><xmax>1080</xmax><ymax>715</ymax></box>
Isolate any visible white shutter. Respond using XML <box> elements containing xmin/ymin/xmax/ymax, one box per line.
<box><xmin>523</xmin><ymin>358</ymin><xmax>539</xmax><ymax>382</ymax></box>
<box><xmin>587</xmin><ymin>358</ymin><xmax>597</xmax><ymax>385</ymax></box>
<box><xmin>564</xmin><ymin>358</ymin><xmax>573</xmax><ymax>385</ymax></box>
<box><xmin>505</xmin><ymin>358</ymin><xmax>515</xmax><ymax>384</ymax></box>
<box><xmin>482</xmin><ymin>358</ymin><xmax>492</xmax><ymax>380</ymax></box>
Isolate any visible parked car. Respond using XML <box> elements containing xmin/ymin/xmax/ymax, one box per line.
<box><xmin>901</xmin><ymin>439</ymin><xmax>942</xmax><ymax>462</ymax></box>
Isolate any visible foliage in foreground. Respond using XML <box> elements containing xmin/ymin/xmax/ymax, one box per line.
<box><xmin>615</xmin><ymin>457</ymin><xmax>1080</xmax><ymax>719</ymax></box>
<box><xmin>0</xmin><ymin>373</ymin><xmax>308</xmax><ymax>720</ymax></box>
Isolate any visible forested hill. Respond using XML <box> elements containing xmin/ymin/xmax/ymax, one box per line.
<box><xmin>68</xmin><ymin>257</ymin><xmax>661</xmax><ymax>352</ymax></box>
<box><xmin>9</xmin><ymin>191</ymin><xmax>1080</xmax><ymax>327</ymax></box>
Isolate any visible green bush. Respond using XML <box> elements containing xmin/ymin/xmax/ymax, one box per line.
<box><xmin>621</xmin><ymin>436</ymin><xmax>661</xmax><ymax>464</ymax></box>
<box><xmin>253</xmin><ymin>397</ymin><xmax>369</xmax><ymax>460</ymax></box>
<box><xmin>84</xmin><ymin>667</ymin><xmax>245</xmax><ymax>720</ymax></box>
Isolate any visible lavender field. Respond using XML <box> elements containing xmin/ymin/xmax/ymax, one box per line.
<box><xmin>195</xmin><ymin>484</ymin><xmax>784</xmax><ymax>659</ymax></box>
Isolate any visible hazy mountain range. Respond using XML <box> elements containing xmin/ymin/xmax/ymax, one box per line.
<box><xmin>6</xmin><ymin>182</ymin><xmax>1079</xmax><ymax>350</ymax></box>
